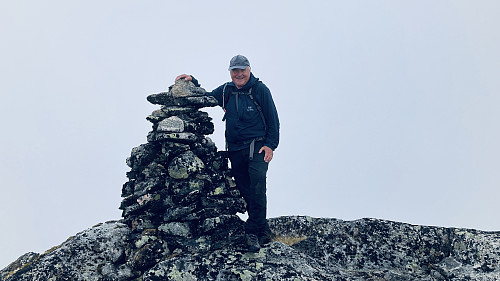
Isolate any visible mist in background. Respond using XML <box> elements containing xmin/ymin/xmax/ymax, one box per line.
<box><xmin>1</xmin><ymin>1</ymin><xmax>499</xmax><ymax>268</ymax></box>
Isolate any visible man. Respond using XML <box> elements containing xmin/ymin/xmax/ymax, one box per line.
<box><xmin>175</xmin><ymin>55</ymin><xmax>280</xmax><ymax>252</ymax></box>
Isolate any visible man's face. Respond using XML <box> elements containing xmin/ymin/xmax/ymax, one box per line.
<box><xmin>230</xmin><ymin>67</ymin><xmax>251</xmax><ymax>89</ymax></box>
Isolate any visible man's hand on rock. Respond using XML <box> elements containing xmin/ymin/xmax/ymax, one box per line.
<box><xmin>175</xmin><ymin>74</ymin><xmax>192</xmax><ymax>82</ymax></box>
<box><xmin>259</xmin><ymin>146</ymin><xmax>273</xmax><ymax>163</ymax></box>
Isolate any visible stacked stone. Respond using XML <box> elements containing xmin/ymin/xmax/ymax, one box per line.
<box><xmin>119</xmin><ymin>79</ymin><xmax>246</xmax><ymax>272</ymax></box>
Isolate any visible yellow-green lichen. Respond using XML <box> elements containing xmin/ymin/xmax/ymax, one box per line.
<box><xmin>256</xmin><ymin>262</ymin><xmax>264</xmax><ymax>270</ymax></box>
<box><xmin>167</xmin><ymin>264</ymin><xmax>196</xmax><ymax>280</ymax></box>
<box><xmin>231</xmin><ymin>269</ymin><xmax>255</xmax><ymax>281</ymax></box>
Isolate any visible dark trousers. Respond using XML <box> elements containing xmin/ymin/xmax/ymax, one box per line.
<box><xmin>228</xmin><ymin>144</ymin><xmax>270</xmax><ymax>236</ymax></box>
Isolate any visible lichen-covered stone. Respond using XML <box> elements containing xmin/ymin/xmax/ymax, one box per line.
<box><xmin>131</xmin><ymin>239</ymin><xmax>169</xmax><ymax>271</ymax></box>
<box><xmin>3</xmin><ymin>217</ymin><xmax>500</xmax><ymax>281</ymax></box>
<box><xmin>146</xmin><ymin>106</ymin><xmax>197</xmax><ymax>123</ymax></box>
<box><xmin>147</xmin><ymin>93</ymin><xmax>218</xmax><ymax>108</ymax></box>
<box><xmin>1</xmin><ymin>221</ymin><xmax>132</xmax><ymax>281</ymax></box>
<box><xmin>147</xmin><ymin>131</ymin><xmax>199</xmax><ymax>143</ymax></box>
<box><xmin>126</xmin><ymin>143</ymin><xmax>159</xmax><ymax>170</ymax></box>
<box><xmin>162</xmin><ymin>205</ymin><xmax>197</xmax><ymax>222</ymax></box>
<box><xmin>156</xmin><ymin>116</ymin><xmax>185</xmax><ymax>132</ymax></box>
<box><xmin>158</xmin><ymin>222</ymin><xmax>192</xmax><ymax>237</ymax></box>
<box><xmin>168</xmin><ymin>151</ymin><xmax>205</xmax><ymax>179</ymax></box>
<box><xmin>140</xmin><ymin>217</ymin><xmax>500</xmax><ymax>281</ymax></box>
<box><xmin>170</xmin><ymin>78</ymin><xmax>206</xmax><ymax>97</ymax></box>
<box><xmin>168</xmin><ymin>178</ymin><xmax>204</xmax><ymax>195</ymax></box>
<box><xmin>269</xmin><ymin>216</ymin><xmax>500</xmax><ymax>280</ymax></box>
<box><xmin>0</xmin><ymin>253</ymin><xmax>39</xmax><ymax>281</ymax></box>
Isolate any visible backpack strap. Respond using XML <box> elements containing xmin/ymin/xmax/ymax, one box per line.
<box><xmin>247</xmin><ymin>87</ymin><xmax>267</xmax><ymax>132</ymax></box>
<box><xmin>222</xmin><ymin>82</ymin><xmax>230</xmax><ymax>112</ymax></box>
<box><xmin>223</xmin><ymin>86</ymin><xmax>266</xmax><ymax>131</ymax></box>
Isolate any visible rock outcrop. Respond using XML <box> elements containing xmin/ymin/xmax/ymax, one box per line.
<box><xmin>2</xmin><ymin>80</ymin><xmax>499</xmax><ymax>280</ymax></box>
<box><xmin>2</xmin><ymin>217</ymin><xmax>499</xmax><ymax>280</ymax></box>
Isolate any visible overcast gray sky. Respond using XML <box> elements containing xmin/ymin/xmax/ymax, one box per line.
<box><xmin>1</xmin><ymin>0</ymin><xmax>499</xmax><ymax>269</ymax></box>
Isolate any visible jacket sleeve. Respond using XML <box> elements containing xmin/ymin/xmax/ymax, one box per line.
<box><xmin>190</xmin><ymin>76</ymin><xmax>201</xmax><ymax>87</ymax></box>
<box><xmin>191</xmin><ymin>76</ymin><xmax>224</xmax><ymax>107</ymax></box>
<box><xmin>207</xmin><ymin>84</ymin><xmax>225</xmax><ymax>107</ymax></box>
<box><xmin>258</xmin><ymin>84</ymin><xmax>280</xmax><ymax>150</ymax></box>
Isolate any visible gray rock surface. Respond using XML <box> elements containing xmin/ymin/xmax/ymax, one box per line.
<box><xmin>157</xmin><ymin>116</ymin><xmax>185</xmax><ymax>133</ymax></box>
<box><xmin>168</xmin><ymin>151</ymin><xmax>205</xmax><ymax>179</ymax></box>
<box><xmin>2</xmin><ymin>81</ymin><xmax>499</xmax><ymax>281</ymax></box>
<box><xmin>2</xmin><ymin>217</ymin><xmax>499</xmax><ymax>281</ymax></box>
<box><xmin>1</xmin><ymin>221</ymin><xmax>132</xmax><ymax>281</ymax></box>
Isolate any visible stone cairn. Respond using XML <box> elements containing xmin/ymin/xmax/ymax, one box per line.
<box><xmin>119</xmin><ymin>79</ymin><xmax>246</xmax><ymax>273</ymax></box>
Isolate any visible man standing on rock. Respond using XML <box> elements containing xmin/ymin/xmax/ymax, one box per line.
<box><xmin>176</xmin><ymin>55</ymin><xmax>280</xmax><ymax>252</ymax></box>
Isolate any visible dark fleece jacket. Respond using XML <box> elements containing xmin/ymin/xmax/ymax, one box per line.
<box><xmin>191</xmin><ymin>73</ymin><xmax>279</xmax><ymax>151</ymax></box>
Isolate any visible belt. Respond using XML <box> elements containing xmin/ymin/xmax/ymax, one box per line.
<box><xmin>226</xmin><ymin>137</ymin><xmax>265</xmax><ymax>160</ymax></box>
<box><xmin>248</xmin><ymin>137</ymin><xmax>265</xmax><ymax>160</ymax></box>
